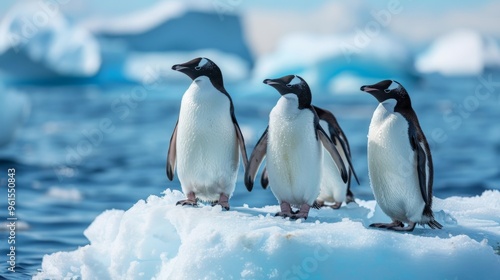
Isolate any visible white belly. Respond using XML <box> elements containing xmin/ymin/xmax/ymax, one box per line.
<box><xmin>266</xmin><ymin>98</ymin><xmax>322</xmax><ymax>206</ymax></box>
<box><xmin>176</xmin><ymin>77</ymin><xmax>239</xmax><ymax>201</ymax></box>
<box><xmin>367</xmin><ymin>103</ymin><xmax>425</xmax><ymax>223</ymax></box>
<box><xmin>318</xmin><ymin>142</ymin><xmax>348</xmax><ymax>204</ymax></box>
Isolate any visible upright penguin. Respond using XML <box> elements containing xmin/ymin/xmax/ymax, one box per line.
<box><xmin>258</xmin><ymin>106</ymin><xmax>359</xmax><ymax>208</ymax></box>
<box><xmin>361</xmin><ymin>80</ymin><xmax>442</xmax><ymax>231</ymax></box>
<box><xmin>245</xmin><ymin>75</ymin><xmax>348</xmax><ymax>219</ymax></box>
<box><xmin>167</xmin><ymin>57</ymin><xmax>248</xmax><ymax>210</ymax></box>
<box><xmin>314</xmin><ymin>106</ymin><xmax>360</xmax><ymax>209</ymax></box>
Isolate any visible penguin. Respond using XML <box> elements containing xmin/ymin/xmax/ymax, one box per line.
<box><xmin>245</xmin><ymin>75</ymin><xmax>348</xmax><ymax>219</ymax></box>
<box><xmin>361</xmin><ymin>79</ymin><xmax>442</xmax><ymax>231</ymax></box>
<box><xmin>167</xmin><ymin>57</ymin><xmax>248</xmax><ymax>210</ymax></box>
<box><xmin>258</xmin><ymin>106</ymin><xmax>360</xmax><ymax>209</ymax></box>
<box><xmin>313</xmin><ymin>106</ymin><xmax>360</xmax><ymax>209</ymax></box>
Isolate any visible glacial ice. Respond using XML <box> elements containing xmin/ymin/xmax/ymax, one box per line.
<box><xmin>34</xmin><ymin>189</ymin><xmax>500</xmax><ymax>279</ymax></box>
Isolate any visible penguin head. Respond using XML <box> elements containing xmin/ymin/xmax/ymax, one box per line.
<box><xmin>360</xmin><ymin>80</ymin><xmax>410</xmax><ymax>107</ymax></box>
<box><xmin>263</xmin><ymin>75</ymin><xmax>312</xmax><ymax>109</ymax></box>
<box><xmin>172</xmin><ymin>57</ymin><xmax>224</xmax><ymax>85</ymax></box>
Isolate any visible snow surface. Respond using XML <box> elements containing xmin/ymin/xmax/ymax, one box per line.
<box><xmin>35</xmin><ymin>189</ymin><xmax>500</xmax><ymax>279</ymax></box>
<box><xmin>0</xmin><ymin>4</ymin><xmax>100</xmax><ymax>80</ymax></box>
<box><xmin>415</xmin><ymin>29</ymin><xmax>500</xmax><ymax>76</ymax></box>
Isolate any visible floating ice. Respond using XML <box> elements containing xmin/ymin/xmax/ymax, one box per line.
<box><xmin>87</xmin><ymin>1</ymin><xmax>253</xmax><ymax>82</ymax></box>
<box><xmin>415</xmin><ymin>29</ymin><xmax>500</xmax><ymax>76</ymax></box>
<box><xmin>0</xmin><ymin>3</ymin><xmax>101</xmax><ymax>81</ymax></box>
<box><xmin>34</xmin><ymin>189</ymin><xmax>500</xmax><ymax>279</ymax></box>
<box><xmin>123</xmin><ymin>50</ymin><xmax>251</xmax><ymax>84</ymax></box>
<box><xmin>46</xmin><ymin>187</ymin><xmax>83</xmax><ymax>202</ymax></box>
<box><xmin>252</xmin><ymin>33</ymin><xmax>413</xmax><ymax>92</ymax></box>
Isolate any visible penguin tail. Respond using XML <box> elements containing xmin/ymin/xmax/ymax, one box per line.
<box><xmin>427</xmin><ymin>219</ymin><xmax>443</xmax><ymax>230</ymax></box>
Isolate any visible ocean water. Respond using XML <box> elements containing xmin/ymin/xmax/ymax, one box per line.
<box><xmin>1</xmin><ymin>73</ymin><xmax>499</xmax><ymax>278</ymax></box>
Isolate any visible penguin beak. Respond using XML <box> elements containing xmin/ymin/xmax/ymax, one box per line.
<box><xmin>263</xmin><ymin>79</ymin><xmax>281</xmax><ymax>86</ymax></box>
<box><xmin>360</xmin><ymin>85</ymin><xmax>378</xmax><ymax>92</ymax></box>
<box><xmin>264</xmin><ymin>78</ymin><xmax>289</xmax><ymax>96</ymax></box>
<box><xmin>172</xmin><ymin>64</ymin><xmax>189</xmax><ymax>71</ymax></box>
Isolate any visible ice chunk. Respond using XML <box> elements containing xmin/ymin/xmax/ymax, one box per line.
<box><xmin>415</xmin><ymin>29</ymin><xmax>500</xmax><ymax>76</ymax></box>
<box><xmin>85</xmin><ymin>1</ymin><xmax>253</xmax><ymax>68</ymax></box>
<box><xmin>123</xmin><ymin>50</ymin><xmax>251</xmax><ymax>84</ymax></box>
<box><xmin>35</xmin><ymin>190</ymin><xmax>500</xmax><ymax>279</ymax></box>
<box><xmin>252</xmin><ymin>33</ymin><xmax>413</xmax><ymax>92</ymax></box>
<box><xmin>0</xmin><ymin>3</ymin><xmax>101</xmax><ymax>80</ymax></box>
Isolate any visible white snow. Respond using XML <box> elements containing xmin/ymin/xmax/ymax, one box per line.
<box><xmin>35</xmin><ymin>189</ymin><xmax>500</xmax><ymax>279</ymax></box>
<box><xmin>0</xmin><ymin>3</ymin><xmax>101</xmax><ymax>78</ymax></box>
<box><xmin>415</xmin><ymin>29</ymin><xmax>500</xmax><ymax>76</ymax></box>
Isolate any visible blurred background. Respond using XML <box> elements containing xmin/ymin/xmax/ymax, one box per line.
<box><xmin>0</xmin><ymin>0</ymin><xmax>499</xmax><ymax>277</ymax></box>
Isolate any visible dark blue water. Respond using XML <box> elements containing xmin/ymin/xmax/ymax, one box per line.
<box><xmin>1</xmin><ymin>73</ymin><xmax>499</xmax><ymax>279</ymax></box>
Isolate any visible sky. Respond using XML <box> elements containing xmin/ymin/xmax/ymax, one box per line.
<box><xmin>1</xmin><ymin>0</ymin><xmax>499</xmax><ymax>55</ymax></box>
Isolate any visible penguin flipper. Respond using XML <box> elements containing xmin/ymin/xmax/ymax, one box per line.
<box><xmin>166</xmin><ymin>121</ymin><xmax>178</xmax><ymax>181</ymax></box>
<box><xmin>233</xmin><ymin>122</ymin><xmax>249</xmax><ymax>169</ymax></box>
<box><xmin>317</xmin><ymin>126</ymin><xmax>348</xmax><ymax>183</ymax></box>
<box><xmin>245</xmin><ymin>127</ymin><xmax>268</xmax><ymax>192</ymax></box>
<box><xmin>260</xmin><ymin>166</ymin><xmax>269</xmax><ymax>189</ymax></box>
<box><xmin>409</xmin><ymin>124</ymin><xmax>433</xmax><ymax>209</ymax></box>
<box><xmin>314</xmin><ymin>105</ymin><xmax>360</xmax><ymax>185</ymax></box>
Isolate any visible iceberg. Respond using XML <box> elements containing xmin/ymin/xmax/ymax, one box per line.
<box><xmin>415</xmin><ymin>29</ymin><xmax>500</xmax><ymax>76</ymax></box>
<box><xmin>252</xmin><ymin>33</ymin><xmax>414</xmax><ymax>93</ymax></box>
<box><xmin>85</xmin><ymin>1</ymin><xmax>253</xmax><ymax>83</ymax></box>
<box><xmin>123</xmin><ymin>50</ymin><xmax>251</xmax><ymax>84</ymax></box>
<box><xmin>0</xmin><ymin>2</ymin><xmax>253</xmax><ymax>84</ymax></box>
<box><xmin>35</xmin><ymin>189</ymin><xmax>500</xmax><ymax>279</ymax></box>
<box><xmin>0</xmin><ymin>3</ymin><xmax>101</xmax><ymax>82</ymax></box>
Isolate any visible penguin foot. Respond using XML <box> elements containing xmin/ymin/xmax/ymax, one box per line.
<box><xmin>176</xmin><ymin>199</ymin><xmax>198</xmax><ymax>207</ymax></box>
<box><xmin>211</xmin><ymin>193</ymin><xmax>230</xmax><ymax>210</ymax></box>
<box><xmin>330</xmin><ymin>202</ymin><xmax>342</xmax><ymax>209</ymax></box>
<box><xmin>346</xmin><ymin>190</ymin><xmax>355</xmax><ymax>204</ymax></box>
<box><xmin>388</xmin><ymin>222</ymin><xmax>416</xmax><ymax>232</ymax></box>
<box><xmin>313</xmin><ymin>200</ymin><xmax>324</xmax><ymax>209</ymax></box>
<box><xmin>176</xmin><ymin>192</ymin><xmax>198</xmax><ymax>207</ymax></box>
<box><xmin>369</xmin><ymin>220</ymin><xmax>404</xmax><ymax>229</ymax></box>
<box><xmin>275</xmin><ymin>201</ymin><xmax>294</xmax><ymax>218</ymax></box>
<box><xmin>291</xmin><ymin>204</ymin><xmax>310</xmax><ymax>220</ymax></box>
<box><xmin>313</xmin><ymin>200</ymin><xmax>342</xmax><ymax>210</ymax></box>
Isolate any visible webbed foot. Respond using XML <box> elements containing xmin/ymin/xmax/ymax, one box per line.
<box><xmin>291</xmin><ymin>204</ymin><xmax>310</xmax><ymax>220</ymax></box>
<box><xmin>211</xmin><ymin>193</ymin><xmax>230</xmax><ymax>210</ymax></box>
<box><xmin>330</xmin><ymin>202</ymin><xmax>342</xmax><ymax>209</ymax></box>
<box><xmin>388</xmin><ymin>222</ymin><xmax>416</xmax><ymax>232</ymax></box>
<box><xmin>176</xmin><ymin>192</ymin><xmax>198</xmax><ymax>207</ymax></box>
<box><xmin>369</xmin><ymin>220</ymin><xmax>404</xmax><ymax>229</ymax></box>
<box><xmin>275</xmin><ymin>201</ymin><xmax>294</xmax><ymax>218</ymax></box>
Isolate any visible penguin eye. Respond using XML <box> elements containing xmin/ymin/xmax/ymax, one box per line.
<box><xmin>286</xmin><ymin>84</ymin><xmax>292</xmax><ymax>88</ymax></box>
<box><xmin>195</xmin><ymin>66</ymin><xmax>201</xmax><ymax>70</ymax></box>
<box><xmin>384</xmin><ymin>89</ymin><xmax>391</xmax><ymax>93</ymax></box>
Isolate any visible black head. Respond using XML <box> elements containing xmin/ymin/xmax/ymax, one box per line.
<box><xmin>172</xmin><ymin>57</ymin><xmax>225</xmax><ymax>89</ymax></box>
<box><xmin>263</xmin><ymin>75</ymin><xmax>312</xmax><ymax>109</ymax></box>
<box><xmin>360</xmin><ymin>80</ymin><xmax>411</xmax><ymax>107</ymax></box>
